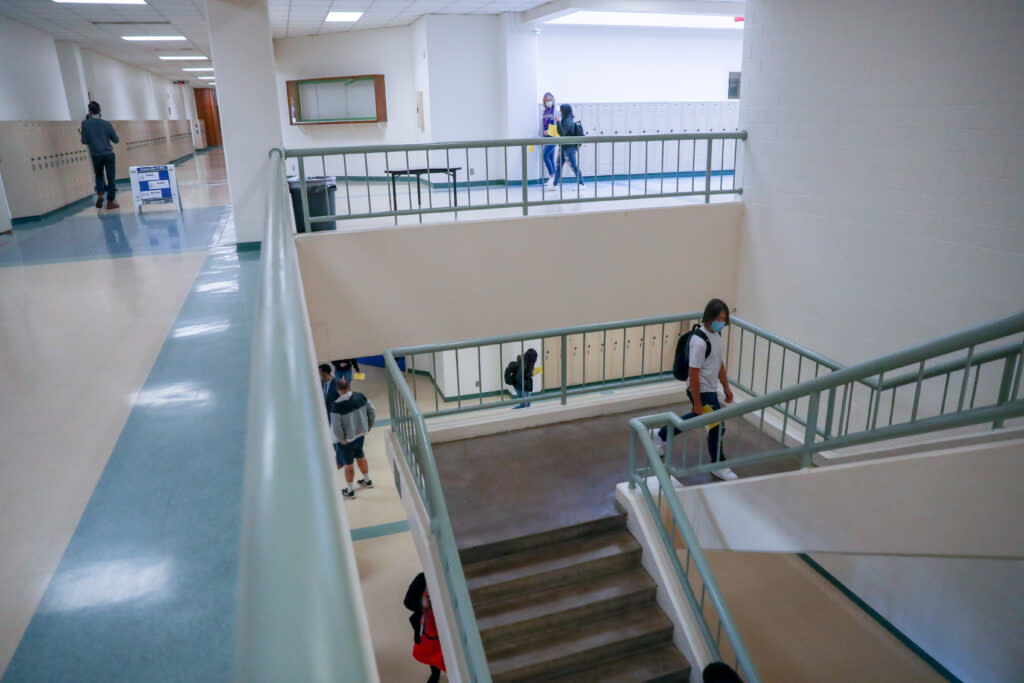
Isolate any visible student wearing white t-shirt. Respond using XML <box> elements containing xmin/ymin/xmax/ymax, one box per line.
<box><xmin>652</xmin><ymin>299</ymin><xmax>738</xmax><ymax>481</ymax></box>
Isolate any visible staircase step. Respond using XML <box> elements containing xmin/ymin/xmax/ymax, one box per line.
<box><xmin>478</xmin><ymin>568</ymin><xmax>657</xmax><ymax>654</ymax></box>
<box><xmin>542</xmin><ymin>644</ymin><xmax>691</xmax><ymax>683</ymax></box>
<box><xmin>488</xmin><ymin>605</ymin><xmax>674</xmax><ymax>683</ymax></box>
<box><xmin>460</xmin><ymin>514</ymin><xmax>627</xmax><ymax>565</ymax></box>
<box><xmin>466</xmin><ymin>529</ymin><xmax>643</xmax><ymax>606</ymax></box>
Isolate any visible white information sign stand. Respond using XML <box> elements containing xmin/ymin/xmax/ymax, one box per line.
<box><xmin>129</xmin><ymin>164</ymin><xmax>182</xmax><ymax>214</ymax></box>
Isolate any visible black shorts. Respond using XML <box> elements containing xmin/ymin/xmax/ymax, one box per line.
<box><xmin>334</xmin><ymin>436</ymin><xmax>366</xmax><ymax>467</ymax></box>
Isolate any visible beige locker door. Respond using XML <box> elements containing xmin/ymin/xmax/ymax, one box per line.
<box><xmin>643</xmin><ymin>324</ymin><xmax>667</xmax><ymax>376</ymax></box>
<box><xmin>542</xmin><ymin>336</ymin><xmax>562</xmax><ymax>392</ymax></box>
<box><xmin>623</xmin><ymin>325</ymin><xmax>645</xmax><ymax>379</ymax></box>
<box><xmin>565</xmin><ymin>333</ymin><xmax>584</xmax><ymax>386</ymax></box>
<box><xmin>583</xmin><ymin>332</ymin><xmax>607</xmax><ymax>384</ymax></box>
<box><xmin>661</xmin><ymin>322</ymin><xmax>683</xmax><ymax>373</ymax></box>
<box><xmin>604</xmin><ymin>329</ymin><xmax>625</xmax><ymax>382</ymax></box>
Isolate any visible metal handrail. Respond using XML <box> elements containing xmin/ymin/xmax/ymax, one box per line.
<box><xmin>285</xmin><ymin>131</ymin><xmax>747</xmax><ymax>229</ymax></box>
<box><xmin>383</xmin><ymin>350</ymin><xmax>492</xmax><ymax>682</ymax></box>
<box><xmin>233</xmin><ymin>150</ymin><xmax>378</xmax><ymax>682</ymax></box>
<box><xmin>285</xmin><ymin>131</ymin><xmax>748</xmax><ymax>157</ymax></box>
<box><xmin>630</xmin><ymin>423</ymin><xmax>761</xmax><ymax>683</ymax></box>
<box><xmin>632</xmin><ymin>310</ymin><xmax>1024</xmax><ymax>476</ymax></box>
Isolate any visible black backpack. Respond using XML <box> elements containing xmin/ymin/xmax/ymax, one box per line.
<box><xmin>572</xmin><ymin>120</ymin><xmax>584</xmax><ymax>137</ymax></box>
<box><xmin>504</xmin><ymin>360</ymin><xmax>521</xmax><ymax>386</ymax></box>
<box><xmin>672</xmin><ymin>325</ymin><xmax>711</xmax><ymax>381</ymax></box>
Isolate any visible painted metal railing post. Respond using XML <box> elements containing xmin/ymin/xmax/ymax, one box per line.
<box><xmin>628</xmin><ymin>431</ymin><xmax>637</xmax><ymax>489</ymax></box>
<box><xmin>993</xmin><ymin>354</ymin><xmax>1017</xmax><ymax>429</ymax></box>
<box><xmin>823</xmin><ymin>386</ymin><xmax>837</xmax><ymax>439</ymax></box>
<box><xmin>560</xmin><ymin>334</ymin><xmax>568</xmax><ymax>405</ymax></box>
<box><xmin>296</xmin><ymin>156</ymin><xmax>311</xmax><ymax>233</ymax></box>
<box><xmin>520</xmin><ymin>144</ymin><xmax>529</xmax><ymax>216</ymax></box>
<box><xmin>802</xmin><ymin>391</ymin><xmax>820</xmax><ymax>468</ymax></box>
<box><xmin>703</xmin><ymin>137</ymin><xmax>714</xmax><ymax>204</ymax></box>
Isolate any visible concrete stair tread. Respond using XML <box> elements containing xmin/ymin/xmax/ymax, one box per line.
<box><xmin>465</xmin><ymin>528</ymin><xmax>641</xmax><ymax>593</ymax></box>
<box><xmin>460</xmin><ymin>514</ymin><xmax>627</xmax><ymax>565</ymax></box>
<box><xmin>488</xmin><ymin>605</ymin><xmax>673</xmax><ymax>682</ymax></box>
<box><xmin>541</xmin><ymin>644</ymin><xmax>691</xmax><ymax>683</ymax></box>
<box><xmin>477</xmin><ymin>567</ymin><xmax>656</xmax><ymax>631</ymax></box>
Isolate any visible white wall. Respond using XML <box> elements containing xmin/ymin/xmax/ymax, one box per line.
<box><xmin>295</xmin><ymin>202</ymin><xmax>742</xmax><ymax>359</ymax></box>
<box><xmin>538</xmin><ymin>26</ymin><xmax>743</xmax><ymax>104</ymax></box>
<box><xmin>55</xmin><ymin>41</ymin><xmax>89</xmax><ymax>122</ymax></box>
<box><xmin>736</xmin><ymin>0</ymin><xmax>1024</xmax><ymax>364</ymax></box>
<box><xmin>0</xmin><ymin>17</ymin><xmax>72</xmax><ymax>121</ymax></box>
<box><xmin>274</xmin><ymin>26</ymin><xmax>424</xmax><ymax>151</ymax></box>
<box><xmin>812</xmin><ymin>554</ymin><xmax>1024</xmax><ymax>683</ymax></box>
<box><xmin>80</xmin><ymin>48</ymin><xmax>183</xmax><ymax>121</ymax></box>
<box><xmin>735</xmin><ymin>1</ymin><xmax>1024</xmax><ymax>680</ymax></box>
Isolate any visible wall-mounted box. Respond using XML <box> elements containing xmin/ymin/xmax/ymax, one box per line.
<box><xmin>285</xmin><ymin>75</ymin><xmax>387</xmax><ymax>125</ymax></box>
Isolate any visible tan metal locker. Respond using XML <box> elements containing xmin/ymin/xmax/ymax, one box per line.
<box><xmin>583</xmin><ymin>332</ymin><xmax>607</xmax><ymax>384</ymax></box>
<box><xmin>565</xmin><ymin>333</ymin><xmax>584</xmax><ymax>386</ymax></box>
<box><xmin>660</xmin><ymin>322</ymin><xmax>684</xmax><ymax>373</ymax></box>
<box><xmin>604</xmin><ymin>329</ymin><xmax>625</xmax><ymax>381</ymax></box>
<box><xmin>623</xmin><ymin>326</ymin><xmax>645</xmax><ymax>379</ymax></box>
<box><xmin>542</xmin><ymin>337</ymin><xmax>562</xmax><ymax>392</ymax></box>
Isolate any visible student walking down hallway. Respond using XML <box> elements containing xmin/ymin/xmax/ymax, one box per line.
<box><xmin>81</xmin><ymin>101</ymin><xmax>120</xmax><ymax>210</ymax></box>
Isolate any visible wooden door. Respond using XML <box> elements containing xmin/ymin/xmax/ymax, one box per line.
<box><xmin>194</xmin><ymin>88</ymin><xmax>223</xmax><ymax>147</ymax></box>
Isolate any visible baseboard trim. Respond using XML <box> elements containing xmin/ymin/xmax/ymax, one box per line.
<box><xmin>797</xmin><ymin>553</ymin><xmax>963</xmax><ymax>683</ymax></box>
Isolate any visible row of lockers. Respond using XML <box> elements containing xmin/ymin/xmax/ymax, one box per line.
<box><xmin>552</xmin><ymin>101</ymin><xmax>741</xmax><ymax>136</ymax></box>
<box><xmin>0</xmin><ymin>119</ymin><xmax>193</xmax><ymax>219</ymax></box>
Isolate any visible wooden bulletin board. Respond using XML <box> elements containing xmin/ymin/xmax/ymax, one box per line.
<box><xmin>285</xmin><ymin>75</ymin><xmax>387</xmax><ymax>125</ymax></box>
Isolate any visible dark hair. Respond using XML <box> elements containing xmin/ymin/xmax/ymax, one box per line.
<box><xmin>87</xmin><ymin>101</ymin><xmax>101</xmax><ymax>116</ymax></box>
<box><xmin>703</xmin><ymin>662</ymin><xmax>743</xmax><ymax>683</ymax></box>
<box><xmin>559</xmin><ymin>103</ymin><xmax>573</xmax><ymax>117</ymax></box>
<box><xmin>524</xmin><ymin>348</ymin><xmax>538</xmax><ymax>365</ymax></box>
<box><xmin>336</xmin><ymin>377</ymin><xmax>351</xmax><ymax>393</ymax></box>
<box><xmin>702</xmin><ymin>298</ymin><xmax>730</xmax><ymax>326</ymax></box>
<box><xmin>318</xmin><ymin>363</ymin><xmax>332</xmax><ymax>375</ymax></box>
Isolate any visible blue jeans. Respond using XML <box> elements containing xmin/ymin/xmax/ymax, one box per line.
<box><xmin>554</xmin><ymin>147</ymin><xmax>582</xmax><ymax>186</ymax></box>
<box><xmin>92</xmin><ymin>152</ymin><xmax>116</xmax><ymax>200</ymax></box>
<box><xmin>658</xmin><ymin>391</ymin><xmax>726</xmax><ymax>463</ymax></box>
<box><xmin>513</xmin><ymin>387</ymin><xmax>532</xmax><ymax>409</ymax></box>
<box><xmin>542</xmin><ymin>144</ymin><xmax>557</xmax><ymax>178</ymax></box>
<box><xmin>335</xmin><ymin>368</ymin><xmax>353</xmax><ymax>384</ymax></box>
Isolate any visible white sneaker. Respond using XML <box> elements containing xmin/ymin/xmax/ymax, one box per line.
<box><xmin>649</xmin><ymin>428</ymin><xmax>666</xmax><ymax>457</ymax></box>
<box><xmin>712</xmin><ymin>467</ymin><xmax>738</xmax><ymax>481</ymax></box>
<box><xmin>546</xmin><ymin>177</ymin><xmax>555</xmax><ymax>187</ymax></box>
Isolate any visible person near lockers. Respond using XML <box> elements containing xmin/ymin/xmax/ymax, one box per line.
<box><xmin>554</xmin><ymin>104</ymin><xmax>585</xmax><ymax>187</ymax></box>
<box><xmin>540</xmin><ymin>92</ymin><xmax>561</xmax><ymax>187</ymax></box>
<box><xmin>81</xmin><ymin>101</ymin><xmax>120</xmax><ymax>210</ymax></box>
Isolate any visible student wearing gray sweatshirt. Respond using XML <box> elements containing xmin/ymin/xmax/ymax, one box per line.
<box><xmin>328</xmin><ymin>377</ymin><xmax>375</xmax><ymax>500</ymax></box>
<box><xmin>81</xmin><ymin>101</ymin><xmax>120</xmax><ymax>209</ymax></box>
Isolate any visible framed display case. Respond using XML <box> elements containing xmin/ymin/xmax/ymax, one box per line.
<box><xmin>285</xmin><ymin>75</ymin><xmax>387</xmax><ymax>125</ymax></box>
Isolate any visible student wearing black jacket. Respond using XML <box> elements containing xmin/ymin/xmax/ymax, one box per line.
<box><xmin>553</xmin><ymin>103</ymin><xmax>584</xmax><ymax>187</ymax></box>
<box><xmin>511</xmin><ymin>348</ymin><xmax>539</xmax><ymax>409</ymax></box>
<box><xmin>81</xmin><ymin>101</ymin><xmax>120</xmax><ymax>209</ymax></box>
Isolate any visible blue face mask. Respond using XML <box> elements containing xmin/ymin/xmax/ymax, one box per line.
<box><xmin>710</xmin><ymin>320</ymin><xmax>726</xmax><ymax>333</ymax></box>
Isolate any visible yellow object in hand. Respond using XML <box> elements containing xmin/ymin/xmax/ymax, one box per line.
<box><xmin>353</xmin><ymin>372</ymin><xmax>366</xmax><ymax>381</ymax></box>
<box><xmin>546</xmin><ymin>123</ymin><xmax>560</xmax><ymax>137</ymax></box>
<box><xmin>533</xmin><ymin>366</ymin><xmax>543</xmax><ymax>376</ymax></box>
<box><xmin>703</xmin><ymin>405</ymin><xmax>720</xmax><ymax>431</ymax></box>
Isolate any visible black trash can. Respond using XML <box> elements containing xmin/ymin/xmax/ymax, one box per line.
<box><xmin>287</xmin><ymin>176</ymin><xmax>337</xmax><ymax>232</ymax></box>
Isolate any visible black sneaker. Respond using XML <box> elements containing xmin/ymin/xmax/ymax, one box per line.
<box><xmin>95</xmin><ymin>193</ymin><xmax>103</xmax><ymax>208</ymax></box>
<box><xmin>341</xmin><ymin>488</ymin><xmax>356</xmax><ymax>500</ymax></box>
<box><xmin>357</xmin><ymin>478</ymin><xmax>374</xmax><ymax>489</ymax></box>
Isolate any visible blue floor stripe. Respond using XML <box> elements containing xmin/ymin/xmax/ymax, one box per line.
<box><xmin>2</xmin><ymin>246</ymin><xmax>261</xmax><ymax>683</ymax></box>
<box><xmin>350</xmin><ymin>520</ymin><xmax>410</xmax><ymax>542</ymax></box>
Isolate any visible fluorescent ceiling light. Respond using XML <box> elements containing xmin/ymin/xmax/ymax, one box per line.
<box><xmin>54</xmin><ymin>0</ymin><xmax>146</xmax><ymax>4</ymax></box>
<box><xmin>160</xmin><ymin>55</ymin><xmax>207</xmax><ymax>61</ymax></box>
<box><xmin>197</xmin><ymin>76</ymin><xmax>215</xmax><ymax>80</ymax></box>
<box><xmin>122</xmin><ymin>35</ymin><xmax>187</xmax><ymax>41</ymax></box>
<box><xmin>547</xmin><ymin>11</ymin><xmax>743</xmax><ymax>29</ymax></box>
<box><xmin>325</xmin><ymin>11</ymin><xmax>363</xmax><ymax>22</ymax></box>
<box><xmin>182</xmin><ymin>67</ymin><xmax>214</xmax><ymax>72</ymax></box>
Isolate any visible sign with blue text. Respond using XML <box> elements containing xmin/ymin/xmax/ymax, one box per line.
<box><xmin>129</xmin><ymin>164</ymin><xmax>182</xmax><ymax>213</ymax></box>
